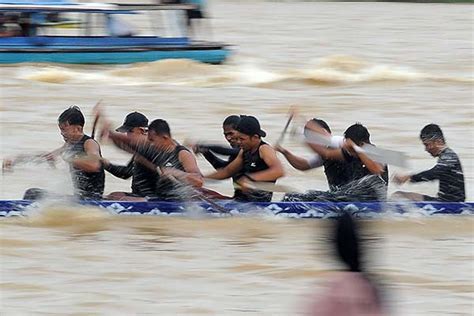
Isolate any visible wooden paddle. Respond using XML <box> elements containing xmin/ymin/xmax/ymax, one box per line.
<box><xmin>236</xmin><ymin>181</ymin><xmax>299</xmax><ymax>193</ymax></box>
<box><xmin>204</xmin><ymin>179</ymin><xmax>299</xmax><ymax>193</ymax></box>
<box><xmin>275</xmin><ymin>107</ymin><xmax>296</xmax><ymax>146</ymax></box>
<box><xmin>74</xmin><ymin>147</ymin><xmax>230</xmax><ymax>214</ymax></box>
<box><xmin>90</xmin><ymin>99</ymin><xmax>103</xmax><ymax>139</ymax></box>
<box><xmin>2</xmin><ymin>146</ymin><xmax>65</xmax><ymax>174</ymax></box>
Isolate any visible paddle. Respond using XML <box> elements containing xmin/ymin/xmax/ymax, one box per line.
<box><xmin>75</xmin><ymin>145</ymin><xmax>230</xmax><ymax>213</ymax></box>
<box><xmin>302</xmin><ymin>129</ymin><xmax>408</xmax><ymax>167</ymax></box>
<box><xmin>90</xmin><ymin>100</ymin><xmax>103</xmax><ymax>140</ymax></box>
<box><xmin>134</xmin><ymin>154</ymin><xmax>232</xmax><ymax>213</ymax></box>
<box><xmin>236</xmin><ymin>181</ymin><xmax>299</xmax><ymax>193</ymax></box>
<box><xmin>2</xmin><ymin>146</ymin><xmax>64</xmax><ymax>174</ymax></box>
<box><xmin>275</xmin><ymin>107</ymin><xmax>296</xmax><ymax>146</ymax></box>
<box><xmin>205</xmin><ymin>178</ymin><xmax>299</xmax><ymax>193</ymax></box>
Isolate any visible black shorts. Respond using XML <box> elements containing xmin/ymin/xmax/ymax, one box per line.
<box><xmin>422</xmin><ymin>195</ymin><xmax>440</xmax><ymax>202</ymax></box>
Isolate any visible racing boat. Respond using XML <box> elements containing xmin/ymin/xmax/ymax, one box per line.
<box><xmin>1</xmin><ymin>200</ymin><xmax>473</xmax><ymax>218</ymax></box>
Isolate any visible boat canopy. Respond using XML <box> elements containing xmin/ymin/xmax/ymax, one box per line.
<box><xmin>0</xmin><ymin>3</ymin><xmax>196</xmax><ymax>14</ymax></box>
<box><xmin>0</xmin><ymin>1</ymin><xmax>199</xmax><ymax>38</ymax></box>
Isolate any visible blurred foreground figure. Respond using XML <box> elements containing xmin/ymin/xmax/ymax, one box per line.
<box><xmin>309</xmin><ymin>212</ymin><xmax>384</xmax><ymax>316</ymax></box>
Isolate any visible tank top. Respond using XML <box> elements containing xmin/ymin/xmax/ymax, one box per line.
<box><xmin>234</xmin><ymin>141</ymin><xmax>273</xmax><ymax>202</ymax></box>
<box><xmin>153</xmin><ymin>144</ymin><xmax>190</xmax><ymax>201</ymax></box>
<box><xmin>324</xmin><ymin>159</ymin><xmax>351</xmax><ymax>191</ymax></box>
<box><xmin>65</xmin><ymin>135</ymin><xmax>105</xmax><ymax>200</ymax></box>
<box><xmin>342</xmin><ymin>148</ymin><xmax>389</xmax><ymax>199</ymax></box>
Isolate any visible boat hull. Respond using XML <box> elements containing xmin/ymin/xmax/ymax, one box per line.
<box><xmin>0</xmin><ymin>46</ymin><xmax>231</xmax><ymax>64</ymax></box>
<box><xmin>1</xmin><ymin>200</ymin><xmax>473</xmax><ymax>218</ymax></box>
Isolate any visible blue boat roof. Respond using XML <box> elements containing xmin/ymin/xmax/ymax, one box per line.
<box><xmin>1</xmin><ymin>0</ymin><xmax>74</xmax><ymax>4</ymax></box>
<box><xmin>0</xmin><ymin>2</ymin><xmax>196</xmax><ymax>13</ymax></box>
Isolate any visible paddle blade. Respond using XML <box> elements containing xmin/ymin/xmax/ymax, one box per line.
<box><xmin>302</xmin><ymin>130</ymin><xmax>409</xmax><ymax>167</ymax></box>
<box><xmin>360</xmin><ymin>144</ymin><xmax>409</xmax><ymax>168</ymax></box>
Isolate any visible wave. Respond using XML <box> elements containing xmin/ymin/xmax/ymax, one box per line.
<box><xmin>17</xmin><ymin>55</ymin><xmax>473</xmax><ymax>87</ymax></box>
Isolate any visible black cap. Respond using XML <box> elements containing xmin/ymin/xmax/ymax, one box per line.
<box><xmin>116</xmin><ymin>112</ymin><xmax>148</xmax><ymax>133</ymax></box>
<box><xmin>236</xmin><ymin>115</ymin><xmax>266</xmax><ymax>138</ymax></box>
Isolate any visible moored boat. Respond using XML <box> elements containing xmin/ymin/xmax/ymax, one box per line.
<box><xmin>1</xmin><ymin>200</ymin><xmax>473</xmax><ymax>218</ymax></box>
<box><xmin>0</xmin><ymin>1</ymin><xmax>232</xmax><ymax>64</ymax></box>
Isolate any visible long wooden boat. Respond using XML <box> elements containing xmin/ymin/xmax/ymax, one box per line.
<box><xmin>1</xmin><ymin>200</ymin><xmax>473</xmax><ymax>218</ymax></box>
<box><xmin>0</xmin><ymin>1</ymin><xmax>232</xmax><ymax>64</ymax></box>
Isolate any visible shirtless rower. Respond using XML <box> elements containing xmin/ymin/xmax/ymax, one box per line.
<box><xmin>276</xmin><ymin>118</ymin><xmax>349</xmax><ymax>192</ymax></box>
<box><xmin>284</xmin><ymin>123</ymin><xmax>388</xmax><ymax>202</ymax></box>
<box><xmin>392</xmin><ymin>124</ymin><xmax>465</xmax><ymax>202</ymax></box>
<box><xmin>103</xmin><ymin>118</ymin><xmax>203</xmax><ymax>201</ymax></box>
<box><xmin>101</xmin><ymin>112</ymin><xmax>157</xmax><ymax>200</ymax></box>
<box><xmin>204</xmin><ymin>115</ymin><xmax>284</xmax><ymax>202</ymax></box>
<box><xmin>3</xmin><ymin>106</ymin><xmax>105</xmax><ymax>200</ymax></box>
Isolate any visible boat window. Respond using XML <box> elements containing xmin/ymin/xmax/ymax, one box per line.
<box><xmin>0</xmin><ymin>9</ymin><xmax>189</xmax><ymax>38</ymax></box>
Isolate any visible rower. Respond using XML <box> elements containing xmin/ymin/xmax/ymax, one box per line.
<box><xmin>284</xmin><ymin>123</ymin><xmax>388</xmax><ymax>202</ymax></box>
<box><xmin>276</xmin><ymin>118</ymin><xmax>349</xmax><ymax>192</ymax></box>
<box><xmin>204</xmin><ymin>115</ymin><xmax>285</xmax><ymax>202</ymax></box>
<box><xmin>101</xmin><ymin>112</ymin><xmax>156</xmax><ymax>200</ymax></box>
<box><xmin>192</xmin><ymin>115</ymin><xmax>241</xmax><ymax>169</ymax></box>
<box><xmin>104</xmin><ymin>118</ymin><xmax>203</xmax><ymax>201</ymax></box>
<box><xmin>392</xmin><ymin>124</ymin><xmax>465</xmax><ymax>202</ymax></box>
<box><xmin>18</xmin><ymin>106</ymin><xmax>105</xmax><ymax>200</ymax></box>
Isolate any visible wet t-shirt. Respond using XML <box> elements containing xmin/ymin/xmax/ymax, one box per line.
<box><xmin>410</xmin><ymin>147</ymin><xmax>465</xmax><ymax>202</ymax></box>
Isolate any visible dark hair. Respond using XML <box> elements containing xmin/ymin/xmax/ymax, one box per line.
<box><xmin>335</xmin><ymin>212</ymin><xmax>361</xmax><ymax>272</ymax></box>
<box><xmin>223</xmin><ymin>115</ymin><xmax>241</xmax><ymax>129</ymax></box>
<box><xmin>148</xmin><ymin>119</ymin><xmax>171</xmax><ymax>136</ymax></box>
<box><xmin>58</xmin><ymin>106</ymin><xmax>85</xmax><ymax>127</ymax></box>
<box><xmin>344</xmin><ymin>123</ymin><xmax>370</xmax><ymax>145</ymax></box>
<box><xmin>420</xmin><ymin>124</ymin><xmax>445</xmax><ymax>142</ymax></box>
<box><xmin>310</xmin><ymin>118</ymin><xmax>331</xmax><ymax>133</ymax></box>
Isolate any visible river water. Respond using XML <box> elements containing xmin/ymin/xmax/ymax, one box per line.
<box><xmin>0</xmin><ymin>1</ymin><xmax>473</xmax><ymax>315</ymax></box>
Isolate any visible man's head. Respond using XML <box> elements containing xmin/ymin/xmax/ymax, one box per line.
<box><xmin>58</xmin><ymin>106</ymin><xmax>85</xmax><ymax>143</ymax></box>
<box><xmin>222</xmin><ymin>115</ymin><xmax>241</xmax><ymax>148</ymax></box>
<box><xmin>344</xmin><ymin>123</ymin><xmax>370</xmax><ymax>146</ymax></box>
<box><xmin>235</xmin><ymin>115</ymin><xmax>266</xmax><ymax>151</ymax></box>
<box><xmin>420</xmin><ymin>124</ymin><xmax>446</xmax><ymax>157</ymax></box>
<box><xmin>116</xmin><ymin>112</ymin><xmax>148</xmax><ymax>139</ymax></box>
<box><xmin>147</xmin><ymin>119</ymin><xmax>172</xmax><ymax>149</ymax></box>
<box><xmin>304</xmin><ymin>118</ymin><xmax>332</xmax><ymax>137</ymax></box>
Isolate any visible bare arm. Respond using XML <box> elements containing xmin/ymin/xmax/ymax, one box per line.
<box><xmin>168</xmin><ymin>150</ymin><xmax>203</xmax><ymax>188</ymax></box>
<box><xmin>72</xmin><ymin>139</ymin><xmax>102</xmax><ymax>172</ymax></box>
<box><xmin>307</xmin><ymin>143</ymin><xmax>346</xmax><ymax>161</ymax></box>
<box><xmin>108</xmin><ymin>131</ymin><xmax>143</xmax><ymax>154</ymax></box>
<box><xmin>205</xmin><ymin>150</ymin><xmax>244</xmax><ymax>180</ymax></box>
<box><xmin>345</xmin><ymin>140</ymin><xmax>384</xmax><ymax>175</ymax></box>
<box><xmin>248</xmin><ymin>145</ymin><xmax>285</xmax><ymax>182</ymax></box>
<box><xmin>275</xmin><ymin>145</ymin><xmax>312</xmax><ymax>170</ymax></box>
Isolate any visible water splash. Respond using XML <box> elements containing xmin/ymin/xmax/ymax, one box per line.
<box><xmin>16</xmin><ymin>56</ymin><xmax>473</xmax><ymax>87</ymax></box>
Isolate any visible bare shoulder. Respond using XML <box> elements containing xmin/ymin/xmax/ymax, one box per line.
<box><xmin>259</xmin><ymin>143</ymin><xmax>277</xmax><ymax>155</ymax></box>
<box><xmin>179</xmin><ymin>148</ymin><xmax>196</xmax><ymax>160</ymax></box>
<box><xmin>84</xmin><ymin>138</ymin><xmax>100</xmax><ymax>149</ymax></box>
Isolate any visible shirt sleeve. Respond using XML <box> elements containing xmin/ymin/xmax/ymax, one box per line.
<box><xmin>104</xmin><ymin>159</ymin><xmax>134</xmax><ymax>179</ymax></box>
<box><xmin>202</xmin><ymin>150</ymin><xmax>230</xmax><ymax>169</ymax></box>
<box><xmin>205</xmin><ymin>145</ymin><xmax>240</xmax><ymax>156</ymax></box>
<box><xmin>410</xmin><ymin>163</ymin><xmax>446</xmax><ymax>182</ymax></box>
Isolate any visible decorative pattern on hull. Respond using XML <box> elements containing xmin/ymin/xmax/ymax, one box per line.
<box><xmin>0</xmin><ymin>200</ymin><xmax>473</xmax><ymax>218</ymax></box>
